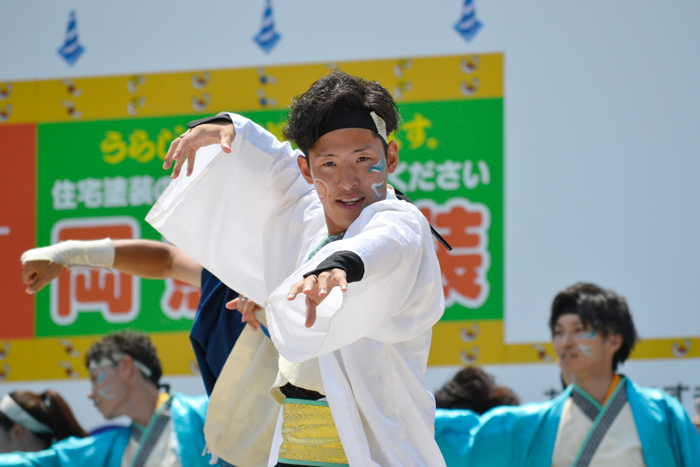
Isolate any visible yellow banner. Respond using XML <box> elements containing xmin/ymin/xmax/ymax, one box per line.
<box><xmin>428</xmin><ymin>320</ymin><xmax>700</xmax><ymax>367</ymax></box>
<box><xmin>0</xmin><ymin>333</ymin><xmax>197</xmax><ymax>382</ymax></box>
<box><xmin>0</xmin><ymin>53</ymin><xmax>502</xmax><ymax>124</ymax></box>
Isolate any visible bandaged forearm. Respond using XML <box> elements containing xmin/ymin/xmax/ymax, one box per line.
<box><xmin>21</xmin><ymin>238</ymin><xmax>115</xmax><ymax>269</ymax></box>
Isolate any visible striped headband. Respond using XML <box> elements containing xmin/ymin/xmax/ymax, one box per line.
<box><xmin>0</xmin><ymin>394</ymin><xmax>54</xmax><ymax>435</ymax></box>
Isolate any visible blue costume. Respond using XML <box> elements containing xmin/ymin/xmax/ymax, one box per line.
<box><xmin>0</xmin><ymin>394</ymin><xmax>212</xmax><ymax>467</ymax></box>
<box><xmin>435</xmin><ymin>379</ymin><xmax>700</xmax><ymax>467</ymax></box>
<box><xmin>190</xmin><ymin>268</ymin><xmax>245</xmax><ymax>395</ymax></box>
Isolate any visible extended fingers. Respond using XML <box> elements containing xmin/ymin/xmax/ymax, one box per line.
<box><xmin>220</xmin><ymin>128</ymin><xmax>234</xmax><ymax>153</ymax></box>
<box><xmin>305</xmin><ymin>297</ymin><xmax>317</xmax><ymax>328</ymax></box>
<box><xmin>166</xmin><ymin>129</ymin><xmax>198</xmax><ymax>178</ymax></box>
<box><xmin>317</xmin><ymin>273</ymin><xmax>329</xmax><ymax>296</ymax></box>
<box><xmin>163</xmin><ymin>136</ymin><xmax>181</xmax><ymax>170</ymax></box>
<box><xmin>335</xmin><ymin>269</ymin><xmax>349</xmax><ymax>292</ymax></box>
<box><xmin>228</xmin><ymin>296</ymin><xmax>261</xmax><ymax>331</ymax></box>
<box><xmin>314</xmin><ymin>269</ymin><xmax>348</xmax><ymax>297</ymax></box>
<box><xmin>288</xmin><ymin>275</ymin><xmax>318</xmax><ymax>300</ymax></box>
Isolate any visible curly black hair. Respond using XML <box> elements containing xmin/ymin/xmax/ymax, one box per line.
<box><xmin>549</xmin><ymin>282</ymin><xmax>638</xmax><ymax>370</ymax></box>
<box><xmin>282</xmin><ymin>70</ymin><xmax>400</xmax><ymax>157</ymax></box>
<box><xmin>85</xmin><ymin>331</ymin><xmax>162</xmax><ymax>387</ymax></box>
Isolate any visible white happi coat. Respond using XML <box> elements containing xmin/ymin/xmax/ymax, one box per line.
<box><xmin>146</xmin><ymin>113</ymin><xmax>447</xmax><ymax>467</ymax></box>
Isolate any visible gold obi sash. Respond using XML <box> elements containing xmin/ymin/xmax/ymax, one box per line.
<box><xmin>278</xmin><ymin>398</ymin><xmax>348</xmax><ymax>466</ymax></box>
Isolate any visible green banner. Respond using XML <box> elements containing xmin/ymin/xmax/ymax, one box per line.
<box><xmin>36</xmin><ymin>99</ymin><xmax>501</xmax><ymax>337</ymax></box>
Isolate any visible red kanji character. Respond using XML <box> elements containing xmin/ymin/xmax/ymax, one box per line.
<box><xmin>161</xmin><ymin>278</ymin><xmax>200</xmax><ymax>320</ymax></box>
<box><xmin>52</xmin><ymin>218</ymin><xmax>140</xmax><ymax>325</ymax></box>
<box><xmin>418</xmin><ymin>198</ymin><xmax>491</xmax><ymax>308</ymax></box>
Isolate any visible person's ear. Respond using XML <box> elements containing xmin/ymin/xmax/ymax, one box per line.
<box><xmin>386</xmin><ymin>140</ymin><xmax>399</xmax><ymax>174</ymax></box>
<box><xmin>10</xmin><ymin>423</ymin><xmax>26</xmax><ymax>443</ymax></box>
<box><xmin>297</xmin><ymin>154</ymin><xmax>313</xmax><ymax>184</ymax></box>
<box><xmin>119</xmin><ymin>355</ymin><xmax>136</xmax><ymax>381</ymax></box>
<box><xmin>606</xmin><ymin>333</ymin><xmax>623</xmax><ymax>354</ymax></box>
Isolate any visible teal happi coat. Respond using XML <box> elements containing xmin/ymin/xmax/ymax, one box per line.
<box><xmin>435</xmin><ymin>380</ymin><xmax>700</xmax><ymax>467</ymax></box>
<box><xmin>0</xmin><ymin>394</ymin><xmax>214</xmax><ymax>467</ymax></box>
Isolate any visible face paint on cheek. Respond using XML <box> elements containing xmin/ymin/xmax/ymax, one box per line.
<box><xmin>97</xmin><ymin>369</ymin><xmax>107</xmax><ymax>383</ymax></box>
<box><xmin>367</xmin><ymin>153</ymin><xmax>386</xmax><ymax>174</ymax></box>
<box><xmin>371</xmin><ymin>181</ymin><xmax>384</xmax><ymax>200</ymax></box>
<box><xmin>578</xmin><ymin>345</ymin><xmax>594</xmax><ymax>357</ymax></box>
<box><xmin>579</xmin><ymin>329</ymin><xmax>597</xmax><ymax>339</ymax></box>
<box><xmin>314</xmin><ymin>179</ymin><xmax>329</xmax><ymax>201</ymax></box>
<box><xmin>97</xmin><ymin>386</ymin><xmax>116</xmax><ymax>400</ymax></box>
<box><xmin>368</xmin><ymin>154</ymin><xmax>387</xmax><ymax>201</ymax></box>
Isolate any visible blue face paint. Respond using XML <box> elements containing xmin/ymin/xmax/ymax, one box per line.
<box><xmin>579</xmin><ymin>329</ymin><xmax>597</xmax><ymax>339</ymax></box>
<box><xmin>368</xmin><ymin>153</ymin><xmax>387</xmax><ymax>200</ymax></box>
<box><xmin>367</xmin><ymin>153</ymin><xmax>386</xmax><ymax>174</ymax></box>
<box><xmin>97</xmin><ymin>369</ymin><xmax>107</xmax><ymax>383</ymax></box>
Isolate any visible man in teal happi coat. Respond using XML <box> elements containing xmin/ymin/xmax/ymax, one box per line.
<box><xmin>436</xmin><ymin>283</ymin><xmax>700</xmax><ymax>467</ymax></box>
<box><xmin>0</xmin><ymin>332</ymin><xmax>215</xmax><ymax>467</ymax></box>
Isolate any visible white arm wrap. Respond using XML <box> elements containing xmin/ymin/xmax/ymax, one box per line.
<box><xmin>21</xmin><ymin>238</ymin><xmax>115</xmax><ymax>269</ymax></box>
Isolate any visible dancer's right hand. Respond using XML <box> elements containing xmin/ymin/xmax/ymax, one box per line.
<box><xmin>163</xmin><ymin>121</ymin><xmax>236</xmax><ymax>178</ymax></box>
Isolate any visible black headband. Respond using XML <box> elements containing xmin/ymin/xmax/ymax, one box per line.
<box><xmin>318</xmin><ymin>110</ymin><xmax>387</xmax><ymax>142</ymax></box>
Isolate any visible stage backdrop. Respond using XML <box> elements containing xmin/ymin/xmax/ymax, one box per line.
<box><xmin>1</xmin><ymin>52</ymin><xmax>505</xmax><ymax>380</ymax></box>
<box><xmin>2</xmin><ymin>0</ymin><xmax>700</xmax><ymax>427</ymax></box>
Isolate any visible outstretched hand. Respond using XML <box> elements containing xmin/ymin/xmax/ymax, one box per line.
<box><xmin>163</xmin><ymin>121</ymin><xmax>236</xmax><ymax>178</ymax></box>
<box><xmin>226</xmin><ymin>296</ymin><xmax>263</xmax><ymax>331</ymax></box>
<box><xmin>22</xmin><ymin>260</ymin><xmax>63</xmax><ymax>294</ymax></box>
<box><xmin>287</xmin><ymin>269</ymin><xmax>348</xmax><ymax>328</ymax></box>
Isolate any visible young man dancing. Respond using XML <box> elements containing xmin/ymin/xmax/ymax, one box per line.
<box><xmin>147</xmin><ymin>71</ymin><xmax>447</xmax><ymax>467</ymax></box>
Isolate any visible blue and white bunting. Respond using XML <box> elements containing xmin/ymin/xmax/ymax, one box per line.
<box><xmin>58</xmin><ymin>11</ymin><xmax>85</xmax><ymax>66</ymax></box>
<box><xmin>454</xmin><ymin>0</ymin><xmax>483</xmax><ymax>42</ymax></box>
<box><xmin>253</xmin><ymin>0</ymin><xmax>281</xmax><ymax>54</ymax></box>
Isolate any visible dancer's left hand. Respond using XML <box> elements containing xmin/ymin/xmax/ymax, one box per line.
<box><xmin>287</xmin><ymin>269</ymin><xmax>348</xmax><ymax>328</ymax></box>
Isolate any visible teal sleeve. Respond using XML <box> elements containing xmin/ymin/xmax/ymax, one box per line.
<box><xmin>434</xmin><ymin>409</ymin><xmax>482</xmax><ymax>467</ymax></box>
<box><xmin>435</xmin><ymin>395</ymin><xmax>565</xmax><ymax>467</ymax></box>
<box><xmin>629</xmin><ymin>382</ymin><xmax>700</xmax><ymax>467</ymax></box>
<box><xmin>170</xmin><ymin>394</ymin><xmax>214</xmax><ymax>467</ymax></box>
<box><xmin>0</xmin><ymin>428</ymin><xmax>130</xmax><ymax>467</ymax></box>
<box><xmin>664</xmin><ymin>395</ymin><xmax>700</xmax><ymax>467</ymax></box>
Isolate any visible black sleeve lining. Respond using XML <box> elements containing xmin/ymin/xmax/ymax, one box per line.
<box><xmin>187</xmin><ymin>112</ymin><xmax>232</xmax><ymax>129</ymax></box>
<box><xmin>303</xmin><ymin>251</ymin><xmax>365</xmax><ymax>283</ymax></box>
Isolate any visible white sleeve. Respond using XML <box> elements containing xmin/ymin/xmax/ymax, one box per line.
<box><xmin>146</xmin><ymin>113</ymin><xmax>318</xmax><ymax>304</ymax></box>
<box><xmin>264</xmin><ymin>200</ymin><xmax>445</xmax><ymax>362</ymax></box>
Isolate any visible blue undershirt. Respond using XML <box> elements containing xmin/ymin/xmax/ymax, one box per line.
<box><xmin>189</xmin><ymin>268</ymin><xmax>246</xmax><ymax>395</ymax></box>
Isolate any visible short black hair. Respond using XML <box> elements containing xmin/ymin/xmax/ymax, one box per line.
<box><xmin>434</xmin><ymin>366</ymin><xmax>520</xmax><ymax>414</ymax></box>
<box><xmin>549</xmin><ymin>282</ymin><xmax>638</xmax><ymax>370</ymax></box>
<box><xmin>282</xmin><ymin>70</ymin><xmax>400</xmax><ymax>157</ymax></box>
<box><xmin>85</xmin><ymin>331</ymin><xmax>162</xmax><ymax>387</ymax></box>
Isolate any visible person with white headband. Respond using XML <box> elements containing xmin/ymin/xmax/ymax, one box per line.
<box><xmin>0</xmin><ymin>332</ymin><xmax>216</xmax><ymax>466</ymax></box>
<box><xmin>148</xmin><ymin>70</ymin><xmax>450</xmax><ymax>467</ymax></box>
<box><xmin>0</xmin><ymin>390</ymin><xmax>87</xmax><ymax>454</ymax></box>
